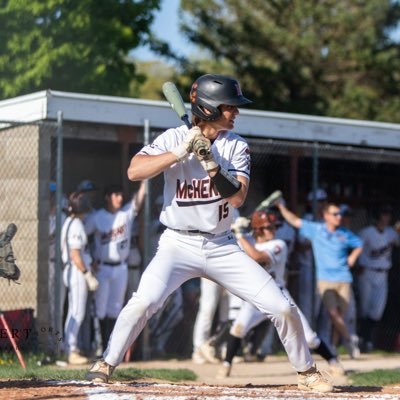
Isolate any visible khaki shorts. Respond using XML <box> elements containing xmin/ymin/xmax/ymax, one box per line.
<box><xmin>317</xmin><ymin>280</ymin><xmax>351</xmax><ymax>313</ymax></box>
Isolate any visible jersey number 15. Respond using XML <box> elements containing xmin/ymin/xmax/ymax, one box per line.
<box><xmin>218</xmin><ymin>202</ymin><xmax>229</xmax><ymax>221</ymax></box>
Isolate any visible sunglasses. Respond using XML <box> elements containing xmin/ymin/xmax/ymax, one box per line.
<box><xmin>328</xmin><ymin>212</ymin><xmax>342</xmax><ymax>217</ymax></box>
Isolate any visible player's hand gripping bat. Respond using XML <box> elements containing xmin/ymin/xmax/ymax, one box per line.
<box><xmin>162</xmin><ymin>82</ymin><xmax>208</xmax><ymax>157</ymax></box>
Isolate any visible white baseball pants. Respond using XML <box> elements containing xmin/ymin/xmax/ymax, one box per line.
<box><xmin>104</xmin><ymin>229</ymin><xmax>314</xmax><ymax>372</ymax></box>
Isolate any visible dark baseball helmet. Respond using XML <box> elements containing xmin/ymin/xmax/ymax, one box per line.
<box><xmin>190</xmin><ymin>74</ymin><xmax>252</xmax><ymax>121</ymax></box>
<box><xmin>68</xmin><ymin>192</ymin><xmax>92</xmax><ymax>215</ymax></box>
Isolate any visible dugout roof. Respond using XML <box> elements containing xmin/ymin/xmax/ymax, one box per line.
<box><xmin>0</xmin><ymin>89</ymin><xmax>400</xmax><ymax>150</ymax></box>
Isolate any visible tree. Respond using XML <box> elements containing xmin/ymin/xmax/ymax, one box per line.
<box><xmin>129</xmin><ymin>59</ymin><xmax>177</xmax><ymax>100</ymax></box>
<box><xmin>180</xmin><ymin>0</ymin><xmax>400</xmax><ymax>122</ymax></box>
<box><xmin>0</xmin><ymin>0</ymin><xmax>160</xmax><ymax>99</ymax></box>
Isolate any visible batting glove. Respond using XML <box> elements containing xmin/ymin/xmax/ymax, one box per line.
<box><xmin>171</xmin><ymin>126</ymin><xmax>203</xmax><ymax>161</ymax></box>
<box><xmin>193</xmin><ymin>137</ymin><xmax>219</xmax><ymax>171</ymax></box>
<box><xmin>231</xmin><ymin>217</ymin><xmax>250</xmax><ymax>238</ymax></box>
<box><xmin>84</xmin><ymin>270</ymin><xmax>99</xmax><ymax>292</ymax></box>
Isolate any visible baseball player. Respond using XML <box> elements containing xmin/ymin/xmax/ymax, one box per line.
<box><xmin>75</xmin><ymin>179</ymin><xmax>99</xmax><ymax>357</ymax></box>
<box><xmin>357</xmin><ymin>205</ymin><xmax>400</xmax><ymax>352</ymax></box>
<box><xmin>85</xmin><ymin>181</ymin><xmax>146</xmax><ymax>352</ymax></box>
<box><xmin>217</xmin><ymin>210</ymin><xmax>345</xmax><ymax>378</ymax></box>
<box><xmin>86</xmin><ymin>74</ymin><xmax>332</xmax><ymax>393</ymax></box>
<box><xmin>61</xmin><ymin>192</ymin><xmax>99</xmax><ymax>365</ymax></box>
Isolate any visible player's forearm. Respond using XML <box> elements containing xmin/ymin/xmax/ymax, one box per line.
<box><xmin>220</xmin><ymin>175</ymin><xmax>248</xmax><ymax>208</ymax></box>
<box><xmin>276</xmin><ymin>203</ymin><xmax>302</xmax><ymax>229</ymax></box>
<box><xmin>127</xmin><ymin>153</ymin><xmax>177</xmax><ymax>181</ymax></box>
<box><xmin>348</xmin><ymin>247</ymin><xmax>363</xmax><ymax>268</ymax></box>
<box><xmin>70</xmin><ymin>248</ymin><xmax>88</xmax><ymax>273</ymax></box>
<box><xmin>133</xmin><ymin>180</ymin><xmax>147</xmax><ymax>210</ymax></box>
<box><xmin>238</xmin><ymin>236</ymin><xmax>269</xmax><ymax>264</ymax></box>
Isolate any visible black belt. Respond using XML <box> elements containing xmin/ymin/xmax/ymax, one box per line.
<box><xmin>171</xmin><ymin>228</ymin><xmax>215</xmax><ymax>236</ymax></box>
<box><xmin>100</xmin><ymin>260</ymin><xmax>126</xmax><ymax>266</ymax></box>
<box><xmin>371</xmin><ymin>268</ymin><xmax>388</xmax><ymax>273</ymax></box>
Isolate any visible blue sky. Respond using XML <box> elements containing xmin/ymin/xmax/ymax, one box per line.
<box><xmin>132</xmin><ymin>0</ymin><xmax>196</xmax><ymax>61</ymax></box>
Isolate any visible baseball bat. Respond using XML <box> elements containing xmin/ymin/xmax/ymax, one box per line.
<box><xmin>0</xmin><ymin>312</ymin><xmax>26</xmax><ymax>369</ymax></box>
<box><xmin>162</xmin><ymin>82</ymin><xmax>207</xmax><ymax>156</ymax></box>
<box><xmin>254</xmin><ymin>190</ymin><xmax>283</xmax><ymax>211</ymax></box>
<box><xmin>162</xmin><ymin>82</ymin><xmax>192</xmax><ymax>129</ymax></box>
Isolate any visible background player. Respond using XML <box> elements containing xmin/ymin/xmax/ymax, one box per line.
<box><xmin>61</xmin><ymin>192</ymin><xmax>99</xmax><ymax>365</ymax></box>
<box><xmin>357</xmin><ymin>205</ymin><xmax>400</xmax><ymax>352</ymax></box>
<box><xmin>217</xmin><ymin>210</ymin><xmax>344</xmax><ymax>378</ymax></box>
<box><xmin>87</xmin><ymin>74</ymin><xmax>332</xmax><ymax>393</ymax></box>
<box><xmin>86</xmin><ymin>181</ymin><xmax>146</xmax><ymax>352</ymax></box>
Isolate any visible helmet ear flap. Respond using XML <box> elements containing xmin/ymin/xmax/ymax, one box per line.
<box><xmin>194</xmin><ymin>99</ymin><xmax>221</xmax><ymax>121</ymax></box>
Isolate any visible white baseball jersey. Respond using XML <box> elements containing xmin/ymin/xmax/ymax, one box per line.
<box><xmin>255</xmin><ymin>239</ymin><xmax>288</xmax><ymax>288</ymax></box>
<box><xmin>139</xmin><ymin>125</ymin><xmax>251</xmax><ymax>234</ymax></box>
<box><xmin>86</xmin><ymin>202</ymin><xmax>138</xmax><ymax>264</ymax></box>
<box><xmin>358</xmin><ymin>226</ymin><xmax>398</xmax><ymax>270</ymax></box>
<box><xmin>61</xmin><ymin>216</ymin><xmax>92</xmax><ymax>267</ymax></box>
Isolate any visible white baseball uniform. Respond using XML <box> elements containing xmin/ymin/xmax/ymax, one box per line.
<box><xmin>61</xmin><ymin>216</ymin><xmax>92</xmax><ymax>353</ymax></box>
<box><xmin>357</xmin><ymin>225</ymin><xmax>399</xmax><ymax>320</ymax></box>
<box><xmin>86</xmin><ymin>200</ymin><xmax>138</xmax><ymax>319</ymax></box>
<box><xmin>230</xmin><ymin>238</ymin><xmax>320</xmax><ymax>349</ymax></box>
<box><xmin>103</xmin><ymin>125</ymin><xmax>313</xmax><ymax>372</ymax></box>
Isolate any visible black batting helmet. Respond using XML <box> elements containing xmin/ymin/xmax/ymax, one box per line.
<box><xmin>190</xmin><ymin>74</ymin><xmax>252</xmax><ymax>121</ymax></box>
<box><xmin>68</xmin><ymin>192</ymin><xmax>92</xmax><ymax>215</ymax></box>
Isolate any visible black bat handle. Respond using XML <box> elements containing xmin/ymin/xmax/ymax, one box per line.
<box><xmin>182</xmin><ymin>114</ymin><xmax>192</xmax><ymax>129</ymax></box>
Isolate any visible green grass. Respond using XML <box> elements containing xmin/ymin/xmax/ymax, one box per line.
<box><xmin>348</xmin><ymin>368</ymin><xmax>400</xmax><ymax>387</ymax></box>
<box><xmin>0</xmin><ymin>352</ymin><xmax>197</xmax><ymax>382</ymax></box>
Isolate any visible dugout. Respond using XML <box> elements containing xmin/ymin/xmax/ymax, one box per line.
<box><xmin>0</xmin><ymin>90</ymin><xmax>400</xmax><ymax>354</ymax></box>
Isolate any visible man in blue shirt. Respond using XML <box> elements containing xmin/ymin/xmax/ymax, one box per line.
<box><xmin>276</xmin><ymin>200</ymin><xmax>363</xmax><ymax>357</ymax></box>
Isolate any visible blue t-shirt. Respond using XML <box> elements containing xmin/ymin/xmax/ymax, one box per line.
<box><xmin>300</xmin><ymin>220</ymin><xmax>363</xmax><ymax>282</ymax></box>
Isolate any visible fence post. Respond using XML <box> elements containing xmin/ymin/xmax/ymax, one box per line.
<box><xmin>311</xmin><ymin>142</ymin><xmax>319</xmax><ymax>328</ymax></box>
<box><xmin>55</xmin><ymin>110</ymin><xmax>63</xmax><ymax>354</ymax></box>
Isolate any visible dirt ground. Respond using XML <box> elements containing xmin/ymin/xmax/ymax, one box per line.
<box><xmin>1</xmin><ymin>353</ymin><xmax>400</xmax><ymax>399</ymax></box>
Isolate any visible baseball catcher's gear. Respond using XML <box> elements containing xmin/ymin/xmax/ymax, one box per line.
<box><xmin>0</xmin><ymin>223</ymin><xmax>20</xmax><ymax>282</ymax></box>
<box><xmin>190</xmin><ymin>74</ymin><xmax>252</xmax><ymax>121</ymax></box>
<box><xmin>255</xmin><ymin>190</ymin><xmax>283</xmax><ymax>211</ymax></box>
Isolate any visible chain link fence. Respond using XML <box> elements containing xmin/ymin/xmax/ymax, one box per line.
<box><xmin>1</xmin><ymin>117</ymin><xmax>400</xmax><ymax>360</ymax></box>
<box><xmin>0</xmin><ymin>120</ymin><xmax>59</xmax><ymax>353</ymax></box>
